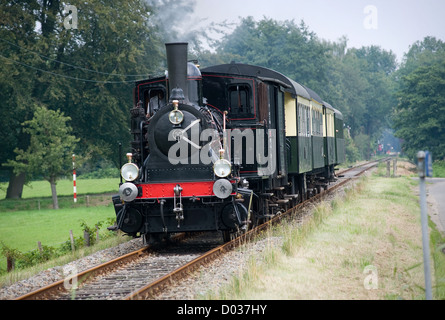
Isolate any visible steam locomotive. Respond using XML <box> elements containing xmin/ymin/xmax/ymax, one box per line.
<box><xmin>112</xmin><ymin>42</ymin><xmax>345</xmax><ymax>242</ymax></box>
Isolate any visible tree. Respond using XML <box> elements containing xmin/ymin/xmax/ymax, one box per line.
<box><xmin>393</xmin><ymin>53</ymin><xmax>445</xmax><ymax>160</ymax></box>
<box><xmin>6</xmin><ymin>106</ymin><xmax>79</xmax><ymax>209</ymax></box>
<box><xmin>393</xmin><ymin>37</ymin><xmax>445</xmax><ymax>160</ymax></box>
<box><xmin>398</xmin><ymin>36</ymin><xmax>445</xmax><ymax>78</ymax></box>
<box><xmin>324</xmin><ymin>45</ymin><xmax>397</xmax><ymax>138</ymax></box>
<box><xmin>0</xmin><ymin>0</ymin><xmax>166</xmax><ymax>197</ymax></box>
<box><xmin>0</xmin><ymin>0</ymin><xmax>38</xmax><ymax>198</ymax></box>
<box><xmin>213</xmin><ymin>17</ymin><xmax>330</xmax><ymax>93</ymax></box>
<box><xmin>320</xmin><ymin>41</ymin><xmax>398</xmax><ymax>161</ymax></box>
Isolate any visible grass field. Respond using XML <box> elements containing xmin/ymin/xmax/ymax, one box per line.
<box><xmin>0</xmin><ymin>178</ymin><xmax>119</xmax><ymax>273</ymax></box>
<box><xmin>0</xmin><ymin>205</ymin><xmax>116</xmax><ymax>253</ymax></box>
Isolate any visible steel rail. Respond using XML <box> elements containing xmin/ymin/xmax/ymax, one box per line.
<box><xmin>15</xmin><ymin>246</ymin><xmax>150</xmax><ymax>300</ymax></box>
<box><xmin>14</xmin><ymin>233</ymin><xmax>190</xmax><ymax>300</ymax></box>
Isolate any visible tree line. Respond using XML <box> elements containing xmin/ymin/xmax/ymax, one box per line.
<box><xmin>1</xmin><ymin>2</ymin><xmax>444</xmax><ymax>204</ymax></box>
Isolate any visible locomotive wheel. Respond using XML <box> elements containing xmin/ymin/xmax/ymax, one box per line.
<box><xmin>220</xmin><ymin>202</ymin><xmax>248</xmax><ymax>229</ymax></box>
<box><xmin>222</xmin><ymin>227</ymin><xmax>246</xmax><ymax>243</ymax></box>
<box><xmin>222</xmin><ymin>230</ymin><xmax>233</xmax><ymax>243</ymax></box>
<box><xmin>117</xmin><ymin>207</ymin><xmax>142</xmax><ymax>234</ymax></box>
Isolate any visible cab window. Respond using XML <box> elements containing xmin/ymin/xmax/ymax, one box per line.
<box><xmin>228</xmin><ymin>84</ymin><xmax>252</xmax><ymax>117</ymax></box>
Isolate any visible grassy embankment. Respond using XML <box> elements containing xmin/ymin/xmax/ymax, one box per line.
<box><xmin>204</xmin><ymin>161</ymin><xmax>445</xmax><ymax>300</ymax></box>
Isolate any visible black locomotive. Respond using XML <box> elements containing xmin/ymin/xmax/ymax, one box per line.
<box><xmin>112</xmin><ymin>42</ymin><xmax>345</xmax><ymax>242</ymax></box>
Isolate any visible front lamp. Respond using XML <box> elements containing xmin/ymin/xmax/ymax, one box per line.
<box><xmin>169</xmin><ymin>109</ymin><xmax>184</xmax><ymax>125</ymax></box>
<box><xmin>213</xmin><ymin>159</ymin><xmax>231</xmax><ymax>178</ymax></box>
<box><xmin>121</xmin><ymin>163</ymin><xmax>139</xmax><ymax>182</ymax></box>
<box><xmin>169</xmin><ymin>99</ymin><xmax>184</xmax><ymax>125</ymax></box>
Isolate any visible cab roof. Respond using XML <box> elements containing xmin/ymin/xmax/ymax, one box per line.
<box><xmin>202</xmin><ymin>63</ymin><xmax>312</xmax><ymax>100</ymax></box>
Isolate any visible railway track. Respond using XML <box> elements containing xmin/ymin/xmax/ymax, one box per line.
<box><xmin>58</xmin><ymin>232</ymin><xmax>222</xmax><ymax>300</ymax></box>
<box><xmin>15</xmin><ymin>158</ymin><xmax>384</xmax><ymax>300</ymax></box>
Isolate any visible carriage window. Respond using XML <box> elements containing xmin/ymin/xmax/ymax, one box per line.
<box><xmin>312</xmin><ymin>109</ymin><xmax>323</xmax><ymax>136</ymax></box>
<box><xmin>228</xmin><ymin>84</ymin><xmax>251</xmax><ymax>116</ymax></box>
<box><xmin>297</xmin><ymin>102</ymin><xmax>311</xmax><ymax>137</ymax></box>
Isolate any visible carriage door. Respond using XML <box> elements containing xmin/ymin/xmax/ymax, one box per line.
<box><xmin>269</xmin><ymin>86</ymin><xmax>287</xmax><ymax>186</ymax></box>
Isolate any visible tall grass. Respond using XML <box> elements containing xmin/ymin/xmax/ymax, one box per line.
<box><xmin>429</xmin><ymin>219</ymin><xmax>445</xmax><ymax>299</ymax></box>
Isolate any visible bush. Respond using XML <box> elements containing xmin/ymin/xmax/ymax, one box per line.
<box><xmin>78</xmin><ymin>167</ymin><xmax>120</xmax><ymax>179</ymax></box>
<box><xmin>17</xmin><ymin>245</ymin><xmax>58</xmax><ymax>269</ymax></box>
<box><xmin>433</xmin><ymin>160</ymin><xmax>445</xmax><ymax>178</ymax></box>
<box><xmin>344</xmin><ymin>129</ymin><xmax>361</xmax><ymax>163</ymax></box>
<box><xmin>0</xmin><ymin>242</ymin><xmax>22</xmax><ymax>271</ymax></box>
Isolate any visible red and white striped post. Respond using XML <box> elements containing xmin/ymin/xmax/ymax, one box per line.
<box><xmin>72</xmin><ymin>153</ymin><xmax>77</xmax><ymax>203</ymax></box>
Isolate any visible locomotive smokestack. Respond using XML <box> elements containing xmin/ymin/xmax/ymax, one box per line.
<box><xmin>166</xmin><ymin>42</ymin><xmax>189</xmax><ymax>103</ymax></box>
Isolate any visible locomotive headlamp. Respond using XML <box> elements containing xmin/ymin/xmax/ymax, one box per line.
<box><xmin>169</xmin><ymin>109</ymin><xmax>184</xmax><ymax>125</ymax></box>
<box><xmin>213</xmin><ymin>159</ymin><xmax>231</xmax><ymax>178</ymax></box>
<box><xmin>121</xmin><ymin>152</ymin><xmax>139</xmax><ymax>182</ymax></box>
<box><xmin>169</xmin><ymin>99</ymin><xmax>184</xmax><ymax>125</ymax></box>
<box><xmin>121</xmin><ymin>163</ymin><xmax>139</xmax><ymax>182</ymax></box>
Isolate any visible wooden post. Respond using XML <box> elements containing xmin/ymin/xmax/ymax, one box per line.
<box><xmin>69</xmin><ymin>230</ymin><xmax>75</xmax><ymax>252</ymax></box>
<box><xmin>386</xmin><ymin>160</ymin><xmax>390</xmax><ymax>178</ymax></box>
<box><xmin>86</xmin><ymin>195</ymin><xmax>90</xmax><ymax>207</ymax></box>
<box><xmin>96</xmin><ymin>226</ymin><xmax>100</xmax><ymax>243</ymax></box>
<box><xmin>6</xmin><ymin>257</ymin><xmax>14</xmax><ymax>272</ymax></box>
<box><xmin>37</xmin><ymin>241</ymin><xmax>43</xmax><ymax>254</ymax></box>
<box><xmin>84</xmin><ymin>230</ymin><xmax>90</xmax><ymax>247</ymax></box>
<box><xmin>393</xmin><ymin>158</ymin><xmax>397</xmax><ymax>177</ymax></box>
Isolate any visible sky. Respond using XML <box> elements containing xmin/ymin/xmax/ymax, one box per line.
<box><xmin>190</xmin><ymin>0</ymin><xmax>445</xmax><ymax>62</ymax></box>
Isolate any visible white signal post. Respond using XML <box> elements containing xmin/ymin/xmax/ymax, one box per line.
<box><xmin>73</xmin><ymin>154</ymin><xmax>77</xmax><ymax>203</ymax></box>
